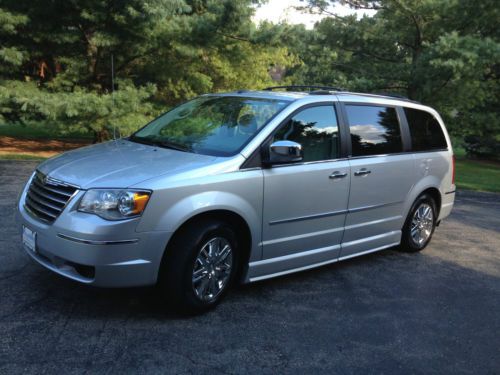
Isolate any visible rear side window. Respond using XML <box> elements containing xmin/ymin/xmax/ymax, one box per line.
<box><xmin>346</xmin><ymin>105</ymin><xmax>402</xmax><ymax>156</ymax></box>
<box><xmin>273</xmin><ymin>105</ymin><xmax>340</xmax><ymax>162</ymax></box>
<box><xmin>404</xmin><ymin>108</ymin><xmax>447</xmax><ymax>151</ymax></box>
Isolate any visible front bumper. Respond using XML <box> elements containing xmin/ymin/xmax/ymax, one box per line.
<box><xmin>16</xmin><ymin>183</ymin><xmax>172</xmax><ymax>287</ymax></box>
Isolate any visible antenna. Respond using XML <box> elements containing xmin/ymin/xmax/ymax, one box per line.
<box><xmin>111</xmin><ymin>53</ymin><xmax>116</xmax><ymax>140</ymax></box>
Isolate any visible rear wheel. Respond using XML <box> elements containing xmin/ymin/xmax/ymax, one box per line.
<box><xmin>400</xmin><ymin>194</ymin><xmax>437</xmax><ymax>252</ymax></box>
<box><xmin>159</xmin><ymin>218</ymin><xmax>240</xmax><ymax>314</ymax></box>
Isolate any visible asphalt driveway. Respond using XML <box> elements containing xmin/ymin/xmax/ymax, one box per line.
<box><xmin>1</xmin><ymin>160</ymin><xmax>499</xmax><ymax>374</ymax></box>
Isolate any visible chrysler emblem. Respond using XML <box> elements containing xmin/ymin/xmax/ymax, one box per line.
<box><xmin>37</xmin><ymin>172</ymin><xmax>50</xmax><ymax>185</ymax></box>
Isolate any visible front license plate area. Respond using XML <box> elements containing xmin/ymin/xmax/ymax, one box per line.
<box><xmin>22</xmin><ymin>226</ymin><xmax>37</xmax><ymax>253</ymax></box>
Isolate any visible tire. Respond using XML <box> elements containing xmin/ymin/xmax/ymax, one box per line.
<box><xmin>158</xmin><ymin>218</ymin><xmax>240</xmax><ymax>314</ymax></box>
<box><xmin>399</xmin><ymin>194</ymin><xmax>437</xmax><ymax>252</ymax></box>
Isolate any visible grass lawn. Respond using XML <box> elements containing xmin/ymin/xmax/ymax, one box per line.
<box><xmin>0</xmin><ymin>153</ymin><xmax>48</xmax><ymax>161</ymax></box>
<box><xmin>455</xmin><ymin>158</ymin><xmax>500</xmax><ymax>193</ymax></box>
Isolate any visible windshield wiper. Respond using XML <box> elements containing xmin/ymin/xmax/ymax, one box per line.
<box><xmin>155</xmin><ymin>140</ymin><xmax>191</xmax><ymax>153</ymax></box>
<box><xmin>129</xmin><ymin>136</ymin><xmax>190</xmax><ymax>152</ymax></box>
<box><xmin>128</xmin><ymin>135</ymin><xmax>155</xmax><ymax>146</ymax></box>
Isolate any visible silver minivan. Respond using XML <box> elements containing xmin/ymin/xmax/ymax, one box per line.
<box><xmin>17</xmin><ymin>86</ymin><xmax>455</xmax><ymax>313</ymax></box>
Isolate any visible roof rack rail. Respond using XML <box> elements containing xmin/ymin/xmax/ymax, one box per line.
<box><xmin>373</xmin><ymin>92</ymin><xmax>421</xmax><ymax>103</ymax></box>
<box><xmin>334</xmin><ymin>91</ymin><xmax>422</xmax><ymax>104</ymax></box>
<box><xmin>374</xmin><ymin>92</ymin><xmax>409</xmax><ymax>100</ymax></box>
<box><xmin>264</xmin><ymin>85</ymin><xmax>343</xmax><ymax>92</ymax></box>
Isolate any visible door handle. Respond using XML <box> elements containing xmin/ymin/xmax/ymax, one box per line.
<box><xmin>354</xmin><ymin>168</ymin><xmax>371</xmax><ymax>176</ymax></box>
<box><xmin>329</xmin><ymin>171</ymin><xmax>348</xmax><ymax>179</ymax></box>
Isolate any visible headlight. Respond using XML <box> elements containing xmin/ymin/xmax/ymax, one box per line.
<box><xmin>78</xmin><ymin>189</ymin><xmax>151</xmax><ymax>220</ymax></box>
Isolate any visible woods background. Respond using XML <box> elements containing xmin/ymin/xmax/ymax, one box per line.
<box><xmin>0</xmin><ymin>0</ymin><xmax>498</xmax><ymax>158</ymax></box>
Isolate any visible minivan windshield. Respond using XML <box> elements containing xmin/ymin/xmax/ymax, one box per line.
<box><xmin>130</xmin><ymin>96</ymin><xmax>290</xmax><ymax>156</ymax></box>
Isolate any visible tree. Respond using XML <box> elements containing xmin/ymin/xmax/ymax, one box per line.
<box><xmin>293</xmin><ymin>0</ymin><xmax>500</xmax><ymax>157</ymax></box>
<box><xmin>0</xmin><ymin>0</ymin><xmax>178</xmax><ymax>140</ymax></box>
<box><xmin>2</xmin><ymin>0</ymin><xmax>497</xmax><ymax>156</ymax></box>
<box><xmin>0</xmin><ymin>0</ymin><xmax>298</xmax><ymax>141</ymax></box>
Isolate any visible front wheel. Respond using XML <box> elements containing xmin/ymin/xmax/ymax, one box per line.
<box><xmin>400</xmin><ymin>194</ymin><xmax>437</xmax><ymax>252</ymax></box>
<box><xmin>191</xmin><ymin>236</ymin><xmax>234</xmax><ymax>304</ymax></box>
<box><xmin>159</xmin><ymin>218</ymin><xmax>240</xmax><ymax>314</ymax></box>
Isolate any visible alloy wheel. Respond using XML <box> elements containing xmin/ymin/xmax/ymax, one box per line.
<box><xmin>410</xmin><ymin>203</ymin><xmax>434</xmax><ymax>246</ymax></box>
<box><xmin>192</xmin><ymin>237</ymin><xmax>233</xmax><ymax>302</ymax></box>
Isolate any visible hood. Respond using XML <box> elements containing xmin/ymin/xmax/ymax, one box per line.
<box><xmin>37</xmin><ymin>139</ymin><xmax>220</xmax><ymax>188</ymax></box>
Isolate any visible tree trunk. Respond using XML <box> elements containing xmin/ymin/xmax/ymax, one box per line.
<box><xmin>93</xmin><ymin>128</ymin><xmax>110</xmax><ymax>143</ymax></box>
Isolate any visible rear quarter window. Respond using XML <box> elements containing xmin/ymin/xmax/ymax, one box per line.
<box><xmin>345</xmin><ymin>105</ymin><xmax>403</xmax><ymax>157</ymax></box>
<box><xmin>404</xmin><ymin>108</ymin><xmax>448</xmax><ymax>151</ymax></box>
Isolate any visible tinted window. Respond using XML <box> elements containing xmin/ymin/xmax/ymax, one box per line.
<box><xmin>346</xmin><ymin>105</ymin><xmax>402</xmax><ymax>156</ymax></box>
<box><xmin>404</xmin><ymin>108</ymin><xmax>447</xmax><ymax>151</ymax></box>
<box><xmin>273</xmin><ymin>105</ymin><xmax>339</xmax><ymax>162</ymax></box>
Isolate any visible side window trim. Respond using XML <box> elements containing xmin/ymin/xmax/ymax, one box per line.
<box><xmin>340</xmin><ymin>101</ymin><xmax>407</xmax><ymax>158</ymax></box>
<box><xmin>396</xmin><ymin>106</ymin><xmax>412</xmax><ymax>152</ymax></box>
<box><xmin>335</xmin><ymin>101</ymin><xmax>351</xmax><ymax>158</ymax></box>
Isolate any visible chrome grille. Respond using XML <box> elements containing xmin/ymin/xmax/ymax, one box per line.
<box><xmin>24</xmin><ymin>172</ymin><xmax>78</xmax><ymax>223</ymax></box>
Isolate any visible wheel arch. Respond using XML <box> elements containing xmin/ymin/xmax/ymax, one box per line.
<box><xmin>420</xmin><ymin>187</ymin><xmax>442</xmax><ymax>217</ymax></box>
<box><xmin>404</xmin><ymin>182</ymin><xmax>443</xmax><ymax>225</ymax></box>
<box><xmin>161</xmin><ymin>209</ymin><xmax>253</xmax><ymax>283</ymax></box>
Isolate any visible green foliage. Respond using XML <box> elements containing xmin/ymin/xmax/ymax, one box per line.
<box><xmin>0</xmin><ymin>0</ymin><xmax>498</xmax><ymax>153</ymax></box>
<box><xmin>0</xmin><ymin>80</ymin><xmax>157</xmax><ymax>139</ymax></box>
<box><xmin>0</xmin><ymin>8</ymin><xmax>27</xmax><ymax>70</ymax></box>
<box><xmin>292</xmin><ymin>0</ymin><xmax>500</xmax><ymax>157</ymax></box>
<box><xmin>0</xmin><ymin>0</ymin><xmax>297</xmax><ymax>140</ymax></box>
<box><xmin>0</xmin><ymin>122</ymin><xmax>90</xmax><ymax>139</ymax></box>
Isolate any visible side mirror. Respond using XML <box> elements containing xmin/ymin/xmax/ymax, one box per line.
<box><xmin>266</xmin><ymin>140</ymin><xmax>303</xmax><ymax>165</ymax></box>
